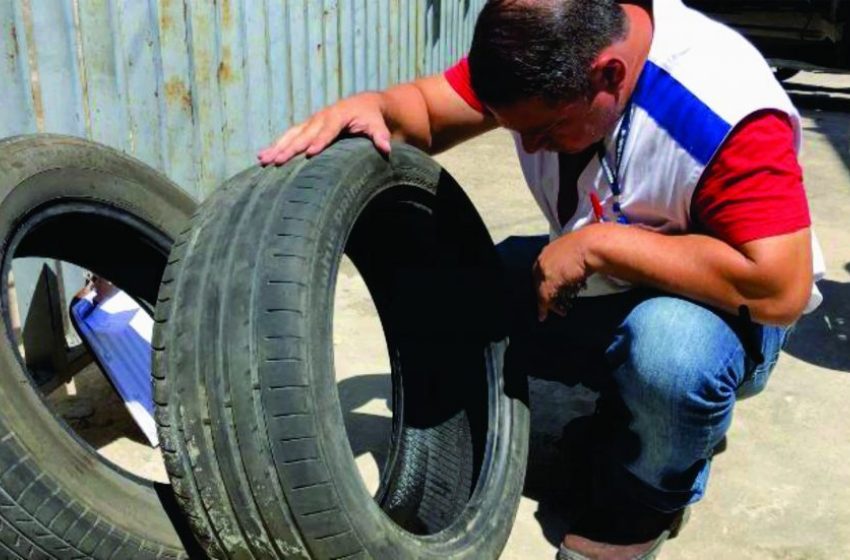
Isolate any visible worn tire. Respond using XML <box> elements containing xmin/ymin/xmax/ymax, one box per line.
<box><xmin>154</xmin><ymin>138</ymin><xmax>530</xmax><ymax>559</ymax></box>
<box><xmin>0</xmin><ymin>135</ymin><xmax>199</xmax><ymax>559</ymax></box>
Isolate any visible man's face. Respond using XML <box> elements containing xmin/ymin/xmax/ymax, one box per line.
<box><xmin>489</xmin><ymin>91</ymin><xmax>621</xmax><ymax>154</ymax></box>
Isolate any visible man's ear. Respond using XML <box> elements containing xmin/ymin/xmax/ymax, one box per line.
<box><xmin>590</xmin><ymin>56</ymin><xmax>627</xmax><ymax>95</ymax></box>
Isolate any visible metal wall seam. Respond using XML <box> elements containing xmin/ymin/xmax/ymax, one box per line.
<box><xmin>286</xmin><ymin>1</ymin><xmax>309</xmax><ymax>124</ymax></box>
<box><xmin>77</xmin><ymin>1</ymin><xmax>129</xmax><ymax>153</ymax></box>
<box><xmin>119</xmin><ymin>0</ymin><xmax>165</xmax><ymax>172</ymax></box>
<box><xmin>0</xmin><ymin>2</ymin><xmax>37</xmax><ymax>138</ymax></box>
<box><xmin>267</xmin><ymin>0</ymin><xmax>291</xmax><ymax>137</ymax></box>
<box><xmin>30</xmin><ymin>0</ymin><xmax>86</xmax><ymax>137</ymax></box>
<box><xmin>306</xmin><ymin>0</ymin><xmax>324</xmax><ymax>114</ymax></box>
<box><xmin>353</xmin><ymin>0</ymin><xmax>367</xmax><ymax>94</ymax></box>
<box><xmin>378</xmin><ymin>0</ymin><xmax>390</xmax><ymax>89</ymax></box>
<box><xmin>217</xmin><ymin>0</ymin><xmax>250</xmax><ymax>180</ymax></box>
<box><xmin>323</xmin><ymin>0</ymin><xmax>341</xmax><ymax>106</ymax></box>
<box><xmin>158</xmin><ymin>0</ymin><xmax>200</xmax><ymax>198</ymax></box>
<box><xmin>244</xmin><ymin>0</ymin><xmax>272</xmax><ymax>160</ymax></box>
<box><xmin>186</xmin><ymin>2</ymin><xmax>226</xmax><ymax>197</ymax></box>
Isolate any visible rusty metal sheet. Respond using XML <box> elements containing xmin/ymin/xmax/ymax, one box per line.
<box><xmin>117</xmin><ymin>0</ymin><xmax>166</xmax><ymax>172</ymax></box>
<box><xmin>30</xmin><ymin>0</ymin><xmax>86</xmax><ymax>136</ymax></box>
<box><xmin>76</xmin><ymin>1</ymin><xmax>129</xmax><ymax>151</ymax></box>
<box><xmin>8</xmin><ymin>0</ymin><xmax>485</xmax><ymax>196</ymax></box>
<box><xmin>158</xmin><ymin>0</ymin><xmax>200</xmax><ymax>197</ymax></box>
<box><xmin>0</xmin><ymin>2</ymin><xmax>37</xmax><ymax>137</ymax></box>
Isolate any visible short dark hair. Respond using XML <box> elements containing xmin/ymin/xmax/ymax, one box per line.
<box><xmin>468</xmin><ymin>0</ymin><xmax>628</xmax><ymax>108</ymax></box>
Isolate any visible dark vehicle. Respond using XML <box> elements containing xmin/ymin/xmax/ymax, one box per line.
<box><xmin>686</xmin><ymin>0</ymin><xmax>850</xmax><ymax>77</ymax></box>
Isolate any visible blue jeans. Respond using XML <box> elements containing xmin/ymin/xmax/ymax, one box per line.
<box><xmin>498</xmin><ymin>236</ymin><xmax>789</xmax><ymax>513</ymax></box>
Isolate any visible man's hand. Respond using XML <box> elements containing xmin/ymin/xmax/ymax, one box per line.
<box><xmin>258</xmin><ymin>92</ymin><xmax>392</xmax><ymax>166</ymax></box>
<box><xmin>257</xmin><ymin>75</ymin><xmax>496</xmax><ymax>167</ymax></box>
<box><xmin>533</xmin><ymin>230</ymin><xmax>593</xmax><ymax>321</ymax></box>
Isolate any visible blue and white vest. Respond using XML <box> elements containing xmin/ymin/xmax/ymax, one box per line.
<box><xmin>514</xmin><ymin>0</ymin><xmax>825</xmax><ymax>311</ymax></box>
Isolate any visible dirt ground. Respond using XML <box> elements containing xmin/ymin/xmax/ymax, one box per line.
<box><xmin>47</xmin><ymin>70</ymin><xmax>849</xmax><ymax>558</ymax></box>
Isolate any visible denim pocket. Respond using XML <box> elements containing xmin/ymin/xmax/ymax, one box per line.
<box><xmin>736</xmin><ymin>325</ymin><xmax>788</xmax><ymax>400</ymax></box>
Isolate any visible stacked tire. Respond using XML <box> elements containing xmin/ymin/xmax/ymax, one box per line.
<box><xmin>153</xmin><ymin>139</ymin><xmax>530</xmax><ymax>559</ymax></box>
<box><xmin>0</xmin><ymin>135</ymin><xmax>529</xmax><ymax>559</ymax></box>
<box><xmin>0</xmin><ymin>135</ymin><xmax>198</xmax><ymax>559</ymax></box>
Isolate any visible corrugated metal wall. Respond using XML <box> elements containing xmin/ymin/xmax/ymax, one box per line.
<box><xmin>1</xmin><ymin>0</ymin><xmax>483</xmax><ymax>329</ymax></box>
<box><xmin>1</xmin><ymin>0</ymin><xmax>484</xmax><ymax>198</ymax></box>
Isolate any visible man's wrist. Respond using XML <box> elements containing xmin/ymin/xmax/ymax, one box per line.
<box><xmin>579</xmin><ymin>222</ymin><xmax>612</xmax><ymax>274</ymax></box>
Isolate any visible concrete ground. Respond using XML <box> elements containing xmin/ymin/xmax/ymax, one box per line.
<box><xmin>49</xmin><ymin>70</ymin><xmax>849</xmax><ymax>558</ymax></box>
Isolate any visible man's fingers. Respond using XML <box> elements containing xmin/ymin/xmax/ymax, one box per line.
<box><xmin>258</xmin><ymin>124</ymin><xmax>304</xmax><ymax>165</ymax></box>
<box><xmin>532</xmin><ymin>260</ymin><xmax>546</xmax><ymax>321</ymax></box>
<box><xmin>272</xmin><ymin>121</ymin><xmax>324</xmax><ymax>165</ymax></box>
<box><xmin>305</xmin><ymin>119</ymin><xmax>344</xmax><ymax>157</ymax></box>
<box><xmin>536</xmin><ymin>284</ymin><xmax>550</xmax><ymax>322</ymax></box>
<box><xmin>537</xmin><ymin>300</ymin><xmax>548</xmax><ymax>322</ymax></box>
<box><xmin>365</xmin><ymin>118</ymin><xmax>393</xmax><ymax>154</ymax></box>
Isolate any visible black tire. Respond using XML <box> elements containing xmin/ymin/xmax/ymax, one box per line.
<box><xmin>0</xmin><ymin>135</ymin><xmax>199</xmax><ymax>559</ymax></box>
<box><xmin>773</xmin><ymin>67</ymin><xmax>800</xmax><ymax>82</ymax></box>
<box><xmin>154</xmin><ymin>138</ymin><xmax>530</xmax><ymax>559</ymax></box>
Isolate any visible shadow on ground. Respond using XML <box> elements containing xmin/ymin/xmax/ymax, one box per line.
<box><xmin>336</xmin><ymin>370</ymin><xmax>604</xmax><ymax>547</ymax></box>
<box><xmin>46</xmin><ymin>364</ymin><xmax>151</xmax><ymax>448</ymax></box>
<box><xmin>522</xmin><ymin>379</ymin><xmax>599</xmax><ymax>547</ymax></box>
<box><xmin>784</xmin><ymin>278</ymin><xmax>850</xmax><ymax>372</ymax></box>
<box><xmin>337</xmin><ymin>373</ymin><xmax>393</xmax><ymax>480</ymax></box>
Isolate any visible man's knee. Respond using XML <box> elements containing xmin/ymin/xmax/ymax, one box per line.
<box><xmin>496</xmin><ymin>235</ymin><xmax>548</xmax><ymax>275</ymax></box>
<box><xmin>610</xmin><ymin>297</ymin><xmax>746</xmax><ymax>410</ymax></box>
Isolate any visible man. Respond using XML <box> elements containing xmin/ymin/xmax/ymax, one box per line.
<box><xmin>259</xmin><ymin>1</ymin><xmax>823</xmax><ymax>558</ymax></box>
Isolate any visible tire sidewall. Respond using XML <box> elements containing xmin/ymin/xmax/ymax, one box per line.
<box><xmin>297</xmin><ymin>142</ymin><xmax>529</xmax><ymax>559</ymax></box>
<box><xmin>0</xmin><ymin>135</ymin><xmax>195</xmax><ymax>553</ymax></box>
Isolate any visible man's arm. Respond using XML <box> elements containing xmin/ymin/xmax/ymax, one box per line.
<box><xmin>258</xmin><ymin>74</ymin><xmax>496</xmax><ymax>166</ymax></box>
<box><xmin>536</xmin><ymin>110</ymin><xmax>813</xmax><ymax>326</ymax></box>
<box><xmin>536</xmin><ymin>225</ymin><xmax>813</xmax><ymax>326</ymax></box>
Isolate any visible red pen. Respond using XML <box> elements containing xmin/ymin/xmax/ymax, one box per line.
<box><xmin>589</xmin><ymin>192</ymin><xmax>605</xmax><ymax>223</ymax></box>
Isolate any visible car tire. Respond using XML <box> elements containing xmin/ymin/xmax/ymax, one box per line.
<box><xmin>154</xmin><ymin>138</ymin><xmax>530</xmax><ymax>559</ymax></box>
<box><xmin>773</xmin><ymin>67</ymin><xmax>799</xmax><ymax>82</ymax></box>
<box><xmin>0</xmin><ymin>135</ymin><xmax>200</xmax><ymax>559</ymax></box>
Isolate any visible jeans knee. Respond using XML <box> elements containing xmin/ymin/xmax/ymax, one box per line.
<box><xmin>611</xmin><ymin>297</ymin><xmax>745</xmax><ymax>411</ymax></box>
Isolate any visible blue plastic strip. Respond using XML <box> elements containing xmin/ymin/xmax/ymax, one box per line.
<box><xmin>633</xmin><ymin>61</ymin><xmax>731</xmax><ymax>166</ymax></box>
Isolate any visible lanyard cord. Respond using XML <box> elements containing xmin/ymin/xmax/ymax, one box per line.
<box><xmin>597</xmin><ymin>101</ymin><xmax>634</xmax><ymax>224</ymax></box>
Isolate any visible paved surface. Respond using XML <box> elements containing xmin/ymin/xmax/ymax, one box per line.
<box><xmin>50</xmin><ymin>70</ymin><xmax>849</xmax><ymax>558</ymax></box>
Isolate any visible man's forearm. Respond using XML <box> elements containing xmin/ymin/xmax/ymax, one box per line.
<box><xmin>579</xmin><ymin>223</ymin><xmax>813</xmax><ymax>325</ymax></box>
<box><xmin>378</xmin><ymin>83</ymin><xmax>434</xmax><ymax>151</ymax></box>
<box><xmin>380</xmin><ymin>76</ymin><xmax>496</xmax><ymax>154</ymax></box>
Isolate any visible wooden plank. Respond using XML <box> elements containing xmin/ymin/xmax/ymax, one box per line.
<box><xmin>76</xmin><ymin>1</ymin><xmax>129</xmax><ymax>151</ymax></box>
<box><xmin>30</xmin><ymin>0</ymin><xmax>85</xmax><ymax>136</ymax></box>
<box><xmin>0</xmin><ymin>2</ymin><xmax>37</xmax><ymax>137</ymax></box>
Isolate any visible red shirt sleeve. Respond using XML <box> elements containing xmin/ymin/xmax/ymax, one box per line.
<box><xmin>692</xmin><ymin>110</ymin><xmax>811</xmax><ymax>246</ymax></box>
<box><xmin>444</xmin><ymin>57</ymin><xmax>486</xmax><ymax>113</ymax></box>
